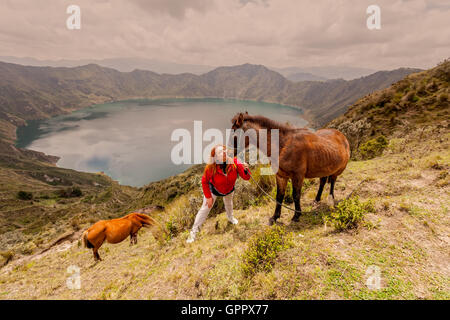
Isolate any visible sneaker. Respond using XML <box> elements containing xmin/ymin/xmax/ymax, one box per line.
<box><xmin>228</xmin><ymin>217</ymin><xmax>239</xmax><ymax>225</ymax></box>
<box><xmin>186</xmin><ymin>230</ymin><xmax>196</xmax><ymax>243</ymax></box>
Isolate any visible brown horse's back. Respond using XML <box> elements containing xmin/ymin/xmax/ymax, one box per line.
<box><xmin>281</xmin><ymin>128</ymin><xmax>350</xmax><ymax>179</ymax></box>
<box><xmin>310</xmin><ymin>129</ymin><xmax>349</xmax><ymax>178</ymax></box>
<box><xmin>87</xmin><ymin>219</ymin><xmax>132</xmax><ymax>245</ymax></box>
<box><xmin>105</xmin><ymin>219</ymin><xmax>134</xmax><ymax>244</ymax></box>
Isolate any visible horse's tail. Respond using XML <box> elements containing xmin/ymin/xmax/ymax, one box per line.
<box><xmin>82</xmin><ymin>230</ymin><xmax>94</xmax><ymax>249</ymax></box>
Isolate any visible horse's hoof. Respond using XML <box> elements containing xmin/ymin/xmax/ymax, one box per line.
<box><xmin>268</xmin><ymin>218</ymin><xmax>276</xmax><ymax>226</ymax></box>
<box><xmin>291</xmin><ymin>216</ymin><xmax>300</xmax><ymax>222</ymax></box>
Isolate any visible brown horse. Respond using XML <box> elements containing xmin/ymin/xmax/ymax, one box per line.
<box><xmin>231</xmin><ymin>112</ymin><xmax>350</xmax><ymax>225</ymax></box>
<box><xmin>82</xmin><ymin>209</ymin><xmax>163</xmax><ymax>261</ymax></box>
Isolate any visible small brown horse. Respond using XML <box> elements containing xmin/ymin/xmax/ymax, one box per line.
<box><xmin>231</xmin><ymin>112</ymin><xmax>350</xmax><ymax>225</ymax></box>
<box><xmin>82</xmin><ymin>209</ymin><xmax>163</xmax><ymax>261</ymax></box>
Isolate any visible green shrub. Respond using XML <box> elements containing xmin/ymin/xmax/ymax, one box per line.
<box><xmin>241</xmin><ymin>225</ymin><xmax>293</xmax><ymax>277</ymax></box>
<box><xmin>165</xmin><ymin>220</ymin><xmax>177</xmax><ymax>239</ymax></box>
<box><xmin>17</xmin><ymin>191</ymin><xmax>33</xmax><ymax>200</ymax></box>
<box><xmin>71</xmin><ymin>187</ymin><xmax>83</xmax><ymax>197</ymax></box>
<box><xmin>326</xmin><ymin>197</ymin><xmax>375</xmax><ymax>231</ymax></box>
<box><xmin>359</xmin><ymin>136</ymin><xmax>388</xmax><ymax>160</ymax></box>
<box><xmin>57</xmin><ymin>187</ymin><xmax>83</xmax><ymax>198</ymax></box>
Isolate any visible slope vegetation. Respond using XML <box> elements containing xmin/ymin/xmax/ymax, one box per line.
<box><xmin>0</xmin><ymin>61</ymin><xmax>448</xmax><ymax>300</ymax></box>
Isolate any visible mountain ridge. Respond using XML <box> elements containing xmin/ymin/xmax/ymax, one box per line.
<box><xmin>0</xmin><ymin>61</ymin><xmax>421</xmax><ymax>145</ymax></box>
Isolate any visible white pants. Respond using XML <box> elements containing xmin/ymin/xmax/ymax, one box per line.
<box><xmin>191</xmin><ymin>192</ymin><xmax>234</xmax><ymax>233</ymax></box>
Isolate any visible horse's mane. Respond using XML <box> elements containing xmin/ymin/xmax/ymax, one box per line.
<box><xmin>243</xmin><ymin>114</ymin><xmax>304</xmax><ymax>132</ymax></box>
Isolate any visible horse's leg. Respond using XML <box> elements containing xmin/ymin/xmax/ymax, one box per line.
<box><xmin>315</xmin><ymin>177</ymin><xmax>327</xmax><ymax>203</ymax></box>
<box><xmin>269</xmin><ymin>175</ymin><xmax>288</xmax><ymax>225</ymax></box>
<box><xmin>291</xmin><ymin>176</ymin><xmax>304</xmax><ymax>222</ymax></box>
<box><xmin>93</xmin><ymin>247</ymin><xmax>102</xmax><ymax>261</ymax></box>
<box><xmin>93</xmin><ymin>235</ymin><xmax>105</xmax><ymax>261</ymax></box>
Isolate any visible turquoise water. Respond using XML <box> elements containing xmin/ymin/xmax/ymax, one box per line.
<box><xmin>16</xmin><ymin>98</ymin><xmax>307</xmax><ymax>186</ymax></box>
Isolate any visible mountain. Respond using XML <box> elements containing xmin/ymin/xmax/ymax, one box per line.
<box><xmin>273</xmin><ymin>65</ymin><xmax>377</xmax><ymax>80</ymax></box>
<box><xmin>0</xmin><ymin>56</ymin><xmax>216</xmax><ymax>75</ymax></box>
<box><xmin>327</xmin><ymin>59</ymin><xmax>449</xmax><ymax>152</ymax></box>
<box><xmin>0</xmin><ymin>56</ymin><xmax>376</xmax><ymax>79</ymax></box>
<box><xmin>285</xmin><ymin>72</ymin><xmax>328</xmax><ymax>82</ymax></box>
<box><xmin>0</xmin><ymin>61</ymin><xmax>420</xmax><ymax>145</ymax></box>
<box><xmin>0</xmin><ymin>60</ymin><xmax>448</xmax><ymax>300</ymax></box>
<box><xmin>288</xmin><ymin>68</ymin><xmax>423</xmax><ymax>126</ymax></box>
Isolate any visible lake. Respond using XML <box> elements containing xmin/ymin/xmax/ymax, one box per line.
<box><xmin>16</xmin><ymin>98</ymin><xmax>307</xmax><ymax>186</ymax></box>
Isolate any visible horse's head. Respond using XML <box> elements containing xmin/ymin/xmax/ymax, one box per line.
<box><xmin>230</xmin><ymin>111</ymin><xmax>250</xmax><ymax>155</ymax></box>
<box><xmin>134</xmin><ymin>212</ymin><xmax>168</xmax><ymax>243</ymax></box>
<box><xmin>231</xmin><ymin>111</ymin><xmax>248</xmax><ymax>130</ymax></box>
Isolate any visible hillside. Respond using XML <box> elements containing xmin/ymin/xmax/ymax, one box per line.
<box><xmin>0</xmin><ymin>61</ymin><xmax>419</xmax><ymax>144</ymax></box>
<box><xmin>0</xmin><ymin>61</ymin><xmax>448</xmax><ymax>299</ymax></box>
<box><xmin>285</xmin><ymin>72</ymin><xmax>328</xmax><ymax>82</ymax></box>
<box><xmin>0</xmin><ymin>56</ymin><xmax>216</xmax><ymax>75</ymax></box>
<box><xmin>273</xmin><ymin>65</ymin><xmax>376</xmax><ymax>80</ymax></box>
<box><xmin>0</xmin><ymin>126</ymin><xmax>448</xmax><ymax>299</ymax></box>
<box><xmin>0</xmin><ymin>149</ymin><xmax>141</xmax><ymax>259</ymax></box>
<box><xmin>328</xmin><ymin>60</ymin><xmax>449</xmax><ymax>153</ymax></box>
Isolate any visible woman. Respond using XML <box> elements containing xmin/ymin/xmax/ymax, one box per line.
<box><xmin>186</xmin><ymin>144</ymin><xmax>251</xmax><ymax>243</ymax></box>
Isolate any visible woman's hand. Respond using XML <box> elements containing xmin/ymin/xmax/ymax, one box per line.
<box><xmin>206</xmin><ymin>197</ymin><xmax>214</xmax><ymax>208</ymax></box>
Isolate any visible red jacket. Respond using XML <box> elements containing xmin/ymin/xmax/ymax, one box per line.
<box><xmin>202</xmin><ymin>157</ymin><xmax>251</xmax><ymax>198</ymax></box>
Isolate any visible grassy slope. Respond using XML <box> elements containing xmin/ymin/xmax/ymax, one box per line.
<box><xmin>0</xmin><ymin>61</ymin><xmax>448</xmax><ymax>300</ymax></box>
<box><xmin>0</xmin><ymin>154</ymin><xmax>142</xmax><ymax>257</ymax></box>
<box><xmin>0</xmin><ymin>120</ymin><xmax>448</xmax><ymax>300</ymax></box>
<box><xmin>328</xmin><ymin>60</ymin><xmax>449</xmax><ymax>152</ymax></box>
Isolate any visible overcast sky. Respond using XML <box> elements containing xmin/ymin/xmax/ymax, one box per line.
<box><xmin>0</xmin><ymin>0</ymin><xmax>449</xmax><ymax>70</ymax></box>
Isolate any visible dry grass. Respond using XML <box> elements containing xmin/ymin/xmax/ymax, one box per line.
<box><xmin>0</xmin><ymin>126</ymin><xmax>448</xmax><ymax>300</ymax></box>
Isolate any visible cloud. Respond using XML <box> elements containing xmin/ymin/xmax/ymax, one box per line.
<box><xmin>0</xmin><ymin>0</ymin><xmax>448</xmax><ymax>70</ymax></box>
<box><xmin>130</xmin><ymin>0</ymin><xmax>215</xmax><ymax>19</ymax></box>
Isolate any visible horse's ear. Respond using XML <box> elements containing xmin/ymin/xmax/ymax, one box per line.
<box><xmin>245</xmin><ymin>111</ymin><xmax>248</xmax><ymax>115</ymax></box>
